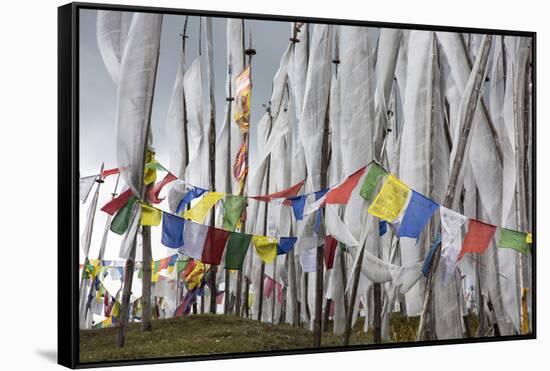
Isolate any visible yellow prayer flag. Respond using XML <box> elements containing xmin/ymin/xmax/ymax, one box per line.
<box><xmin>112</xmin><ymin>301</ymin><xmax>120</xmax><ymax>317</ymax></box>
<box><xmin>104</xmin><ymin>316</ymin><xmax>112</xmax><ymax>328</ymax></box>
<box><xmin>252</xmin><ymin>235</ymin><xmax>278</xmax><ymax>264</ymax></box>
<box><xmin>140</xmin><ymin>203</ymin><xmax>162</xmax><ymax>226</ymax></box>
<box><xmin>183</xmin><ymin>192</ymin><xmax>224</xmax><ymax>223</ymax></box>
<box><xmin>185</xmin><ymin>261</ymin><xmax>205</xmax><ymax>290</ymax></box>
<box><xmin>526</xmin><ymin>233</ymin><xmax>532</xmax><ymax>244</ymax></box>
<box><xmin>143</xmin><ymin>149</ymin><xmax>157</xmax><ymax>185</ymax></box>
<box><xmin>233</xmin><ymin>67</ymin><xmax>252</xmax><ymax>133</ymax></box>
<box><xmin>368</xmin><ymin>174</ymin><xmax>410</xmax><ymax>222</ymax></box>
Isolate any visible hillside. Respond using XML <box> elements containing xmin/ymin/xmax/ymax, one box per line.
<box><xmin>80</xmin><ymin>313</ymin><xmax>423</xmax><ymax>363</ymax></box>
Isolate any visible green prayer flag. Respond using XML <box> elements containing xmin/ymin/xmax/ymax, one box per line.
<box><xmin>498</xmin><ymin>228</ymin><xmax>531</xmax><ymax>255</ymax></box>
<box><xmin>153</xmin><ymin>260</ymin><xmax>160</xmax><ymax>274</ymax></box>
<box><xmin>225</xmin><ymin>232</ymin><xmax>252</xmax><ymax>270</ymax></box>
<box><xmin>110</xmin><ymin>197</ymin><xmax>137</xmax><ymax>235</ymax></box>
<box><xmin>176</xmin><ymin>260</ymin><xmax>188</xmax><ymax>274</ymax></box>
<box><xmin>339</xmin><ymin>242</ymin><xmax>347</xmax><ymax>253</ymax></box>
<box><xmin>359</xmin><ymin>163</ymin><xmax>387</xmax><ymax>201</ymax></box>
<box><xmin>222</xmin><ymin>195</ymin><xmax>247</xmax><ymax>231</ymax></box>
<box><xmin>144</xmin><ymin>160</ymin><xmax>167</xmax><ymax>172</ymax></box>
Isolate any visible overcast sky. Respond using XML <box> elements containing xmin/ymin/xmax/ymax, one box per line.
<box><xmin>79</xmin><ymin>9</ymin><xmax>291</xmax><ymax>177</ymax></box>
<box><xmin>79</xmin><ymin>9</ymin><xmax>292</xmax><ymax>261</ymax></box>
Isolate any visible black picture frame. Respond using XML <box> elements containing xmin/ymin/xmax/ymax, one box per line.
<box><xmin>58</xmin><ymin>2</ymin><xmax>536</xmax><ymax>368</ymax></box>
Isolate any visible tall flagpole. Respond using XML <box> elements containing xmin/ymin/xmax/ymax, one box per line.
<box><xmin>416</xmin><ymin>35</ymin><xmax>493</xmax><ymax>341</ymax></box>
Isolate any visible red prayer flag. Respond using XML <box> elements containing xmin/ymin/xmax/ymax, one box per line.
<box><xmin>100</xmin><ymin>188</ymin><xmax>133</xmax><ymax>216</ymax></box>
<box><xmin>264</xmin><ymin>276</ymin><xmax>275</xmax><ymax>298</ymax></box>
<box><xmin>324</xmin><ymin>235</ymin><xmax>338</xmax><ymax>269</ymax></box>
<box><xmin>252</xmin><ymin>180</ymin><xmax>305</xmax><ymax>202</ymax></box>
<box><xmin>458</xmin><ymin>219</ymin><xmax>497</xmax><ymax>260</ymax></box>
<box><xmin>148</xmin><ymin>173</ymin><xmax>177</xmax><ymax>204</ymax></box>
<box><xmin>325</xmin><ymin>167</ymin><xmax>367</xmax><ymax>204</ymax></box>
<box><xmin>101</xmin><ymin>167</ymin><xmax>120</xmax><ymax>179</ymax></box>
<box><xmin>216</xmin><ymin>291</ymin><xmax>225</xmax><ymax>305</ymax></box>
<box><xmin>201</xmin><ymin>228</ymin><xmax>230</xmax><ymax>265</ymax></box>
<box><xmin>158</xmin><ymin>256</ymin><xmax>172</xmax><ymax>271</ymax></box>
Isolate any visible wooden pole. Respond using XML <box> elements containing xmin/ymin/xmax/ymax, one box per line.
<box><xmin>204</xmin><ymin>17</ymin><xmax>218</xmax><ymax>315</ymax></box>
<box><xmin>313</xmin><ymin>79</ymin><xmax>331</xmax><ymax>346</ymax></box>
<box><xmin>416</xmin><ymin>35</ymin><xmax>493</xmax><ymax>341</ymax></box>
<box><xmin>458</xmin><ymin>34</ymin><xmax>504</xmax><ymax>166</ymax></box>
<box><xmin>286</xmin><ymin>24</ymin><xmax>302</xmax><ymax>327</ymax></box>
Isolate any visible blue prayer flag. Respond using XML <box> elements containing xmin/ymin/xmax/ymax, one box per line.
<box><xmin>278</xmin><ymin>237</ymin><xmax>298</xmax><ymax>255</ymax></box>
<box><xmin>422</xmin><ymin>233</ymin><xmax>441</xmax><ymax>277</ymax></box>
<box><xmin>314</xmin><ymin>189</ymin><xmax>329</xmax><ymax>234</ymax></box>
<box><xmin>161</xmin><ymin>212</ymin><xmax>185</xmax><ymax>248</ymax></box>
<box><xmin>397</xmin><ymin>191</ymin><xmax>439</xmax><ymax>238</ymax></box>
<box><xmin>176</xmin><ymin>187</ymin><xmax>207</xmax><ymax>214</ymax></box>
<box><xmin>379</xmin><ymin>221</ymin><xmax>388</xmax><ymax>236</ymax></box>
<box><xmin>290</xmin><ymin>195</ymin><xmax>307</xmax><ymax>221</ymax></box>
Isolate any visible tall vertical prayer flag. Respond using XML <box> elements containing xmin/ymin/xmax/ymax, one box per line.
<box><xmin>161</xmin><ymin>212</ymin><xmax>185</xmax><ymax>248</ymax></box>
<box><xmin>325</xmin><ymin>167</ymin><xmax>366</xmax><ymax>204</ymax></box>
<box><xmin>234</xmin><ymin>66</ymin><xmax>252</xmax><ymax>133</ymax></box>
<box><xmin>201</xmin><ymin>227</ymin><xmax>230</xmax><ymax>265</ymax></box>
<box><xmin>225</xmin><ymin>233</ymin><xmax>252</xmax><ymax>269</ymax></box>
<box><xmin>458</xmin><ymin>219</ymin><xmax>497</xmax><ymax>260</ymax></box>
<box><xmin>252</xmin><ymin>235</ymin><xmax>278</xmax><ymax>264</ymax></box>
<box><xmin>179</xmin><ymin>221</ymin><xmax>209</xmax><ymax>260</ymax></box>
<box><xmin>367</xmin><ymin>174</ymin><xmax>410</xmax><ymax>222</ymax></box>
<box><xmin>440</xmin><ymin>207</ymin><xmax>467</xmax><ymax>284</ymax></box>
<box><xmin>176</xmin><ymin>187</ymin><xmax>207</xmax><ymax>214</ymax></box>
<box><xmin>359</xmin><ymin>163</ymin><xmax>387</xmax><ymax>201</ymax></box>
<box><xmin>324</xmin><ymin>235</ymin><xmax>338</xmax><ymax>269</ymax></box>
<box><xmin>140</xmin><ymin>203</ymin><xmax>162</xmax><ymax>226</ymax></box>
<box><xmin>396</xmin><ymin>191</ymin><xmax>439</xmax><ymax>238</ymax></box>
<box><xmin>222</xmin><ymin>195</ymin><xmax>247</xmax><ymax>231</ymax></box>
<box><xmin>110</xmin><ymin>197</ymin><xmax>136</xmax><ymax>235</ymax></box>
<box><xmin>183</xmin><ymin>192</ymin><xmax>224</xmax><ymax>223</ymax></box>
<box><xmin>277</xmin><ymin>237</ymin><xmax>297</xmax><ymax>255</ymax></box>
<box><xmin>498</xmin><ymin>228</ymin><xmax>531</xmax><ymax>255</ymax></box>
<box><xmin>299</xmin><ymin>240</ymin><xmax>317</xmax><ymax>273</ymax></box>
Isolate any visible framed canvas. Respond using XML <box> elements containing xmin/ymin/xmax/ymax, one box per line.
<box><xmin>58</xmin><ymin>2</ymin><xmax>536</xmax><ymax>368</ymax></box>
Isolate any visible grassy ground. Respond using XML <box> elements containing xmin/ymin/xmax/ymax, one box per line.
<box><xmin>80</xmin><ymin>313</ymin><xmax>467</xmax><ymax>363</ymax></box>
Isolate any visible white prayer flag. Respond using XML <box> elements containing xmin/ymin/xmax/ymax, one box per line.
<box><xmin>440</xmin><ymin>206</ymin><xmax>468</xmax><ymax>284</ymax></box>
<box><xmin>179</xmin><ymin>221</ymin><xmax>208</xmax><ymax>260</ymax></box>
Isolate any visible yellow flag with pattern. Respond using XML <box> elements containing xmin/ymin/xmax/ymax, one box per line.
<box><xmin>183</xmin><ymin>192</ymin><xmax>224</xmax><ymax>223</ymax></box>
<box><xmin>252</xmin><ymin>235</ymin><xmax>278</xmax><ymax>264</ymax></box>
<box><xmin>368</xmin><ymin>174</ymin><xmax>410</xmax><ymax>222</ymax></box>
<box><xmin>140</xmin><ymin>203</ymin><xmax>162</xmax><ymax>226</ymax></box>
